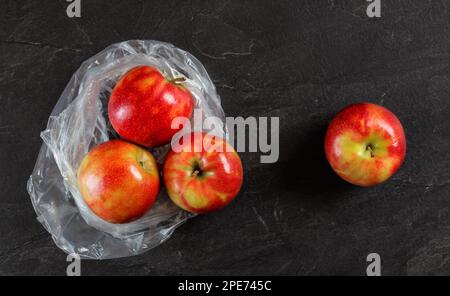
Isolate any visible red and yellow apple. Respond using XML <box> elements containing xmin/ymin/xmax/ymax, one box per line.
<box><xmin>163</xmin><ymin>132</ymin><xmax>243</xmax><ymax>214</ymax></box>
<box><xmin>77</xmin><ymin>140</ymin><xmax>160</xmax><ymax>223</ymax></box>
<box><xmin>108</xmin><ymin>65</ymin><xmax>194</xmax><ymax>147</ymax></box>
<box><xmin>324</xmin><ymin>103</ymin><xmax>406</xmax><ymax>187</ymax></box>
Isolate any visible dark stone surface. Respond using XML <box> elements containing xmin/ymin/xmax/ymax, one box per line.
<box><xmin>1</xmin><ymin>0</ymin><xmax>450</xmax><ymax>275</ymax></box>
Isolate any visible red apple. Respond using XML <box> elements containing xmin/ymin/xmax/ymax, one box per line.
<box><xmin>108</xmin><ymin>65</ymin><xmax>194</xmax><ymax>147</ymax></box>
<box><xmin>163</xmin><ymin>132</ymin><xmax>243</xmax><ymax>213</ymax></box>
<box><xmin>324</xmin><ymin>103</ymin><xmax>406</xmax><ymax>187</ymax></box>
<box><xmin>77</xmin><ymin>140</ymin><xmax>160</xmax><ymax>223</ymax></box>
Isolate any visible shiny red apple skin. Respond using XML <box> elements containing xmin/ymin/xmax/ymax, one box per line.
<box><xmin>77</xmin><ymin>140</ymin><xmax>160</xmax><ymax>223</ymax></box>
<box><xmin>324</xmin><ymin>103</ymin><xmax>406</xmax><ymax>187</ymax></box>
<box><xmin>163</xmin><ymin>132</ymin><xmax>243</xmax><ymax>214</ymax></box>
<box><xmin>108</xmin><ymin>65</ymin><xmax>194</xmax><ymax>147</ymax></box>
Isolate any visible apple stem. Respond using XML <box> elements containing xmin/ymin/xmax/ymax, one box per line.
<box><xmin>191</xmin><ymin>161</ymin><xmax>204</xmax><ymax>177</ymax></box>
<box><xmin>169</xmin><ymin>77</ymin><xmax>187</xmax><ymax>85</ymax></box>
<box><xmin>366</xmin><ymin>144</ymin><xmax>375</xmax><ymax>158</ymax></box>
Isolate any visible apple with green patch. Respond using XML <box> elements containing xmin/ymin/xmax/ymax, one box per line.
<box><xmin>163</xmin><ymin>132</ymin><xmax>243</xmax><ymax>213</ymax></box>
<box><xmin>325</xmin><ymin>103</ymin><xmax>406</xmax><ymax>187</ymax></box>
<box><xmin>77</xmin><ymin>140</ymin><xmax>160</xmax><ymax>223</ymax></box>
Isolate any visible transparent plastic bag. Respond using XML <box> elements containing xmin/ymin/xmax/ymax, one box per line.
<box><xmin>27</xmin><ymin>40</ymin><xmax>226</xmax><ymax>259</ymax></box>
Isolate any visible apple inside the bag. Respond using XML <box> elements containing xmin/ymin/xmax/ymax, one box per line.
<box><xmin>108</xmin><ymin>65</ymin><xmax>194</xmax><ymax>147</ymax></box>
<box><xmin>163</xmin><ymin>132</ymin><xmax>244</xmax><ymax>214</ymax></box>
<box><xmin>77</xmin><ymin>140</ymin><xmax>160</xmax><ymax>223</ymax></box>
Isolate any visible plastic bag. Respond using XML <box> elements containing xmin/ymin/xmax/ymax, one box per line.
<box><xmin>27</xmin><ymin>40</ymin><xmax>226</xmax><ymax>259</ymax></box>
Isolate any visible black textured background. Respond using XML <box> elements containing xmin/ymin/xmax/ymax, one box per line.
<box><xmin>1</xmin><ymin>0</ymin><xmax>450</xmax><ymax>276</ymax></box>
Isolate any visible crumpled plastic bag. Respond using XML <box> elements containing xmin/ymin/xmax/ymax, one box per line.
<box><xmin>27</xmin><ymin>40</ymin><xmax>226</xmax><ymax>259</ymax></box>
